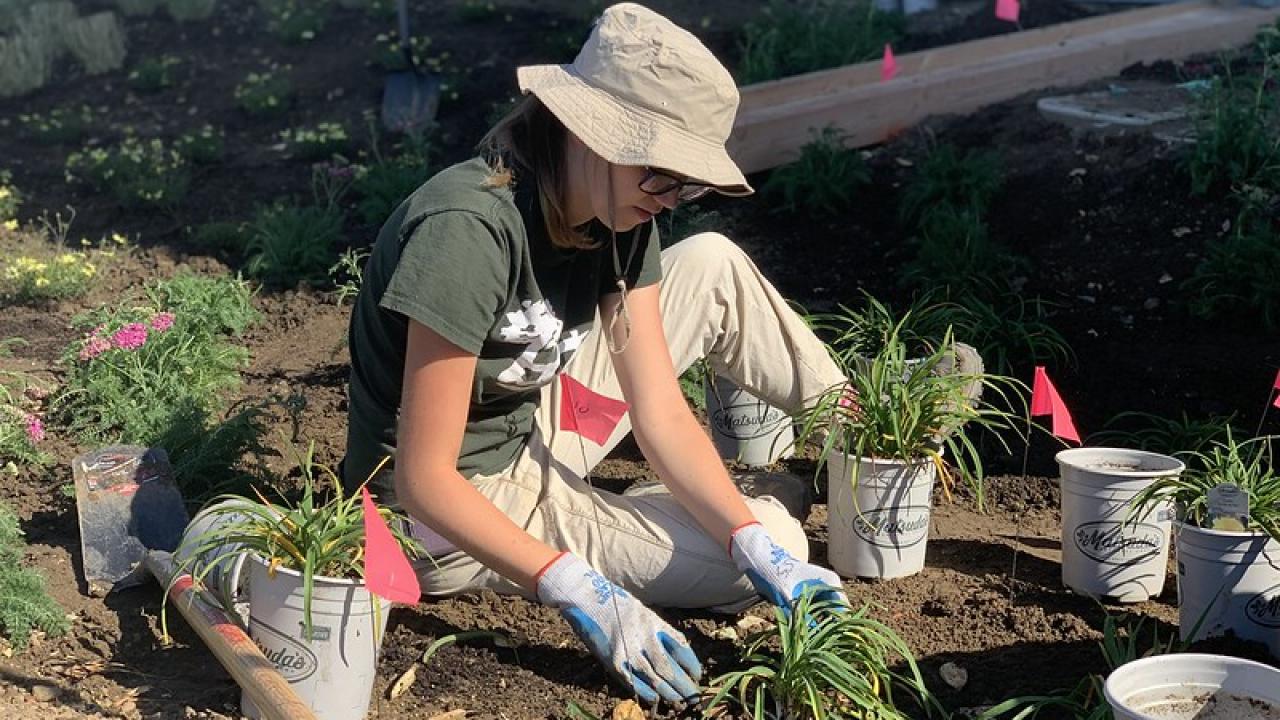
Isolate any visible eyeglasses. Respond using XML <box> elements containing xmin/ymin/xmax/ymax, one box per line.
<box><xmin>638</xmin><ymin>167</ymin><xmax>713</xmax><ymax>203</ymax></box>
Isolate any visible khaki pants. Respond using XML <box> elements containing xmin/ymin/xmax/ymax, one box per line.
<box><xmin>414</xmin><ymin>233</ymin><xmax>845</xmax><ymax>609</ymax></box>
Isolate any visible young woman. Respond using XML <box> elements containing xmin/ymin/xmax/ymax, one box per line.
<box><xmin>342</xmin><ymin>3</ymin><xmax>850</xmax><ymax>704</ymax></box>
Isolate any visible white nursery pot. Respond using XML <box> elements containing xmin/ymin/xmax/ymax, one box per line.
<box><xmin>242</xmin><ymin>555</ymin><xmax>391</xmax><ymax>720</ymax></box>
<box><xmin>1175</xmin><ymin>522</ymin><xmax>1280</xmax><ymax>659</ymax></box>
<box><xmin>705</xmin><ymin>376</ymin><xmax>794</xmax><ymax>469</ymax></box>
<box><xmin>1057</xmin><ymin>448</ymin><xmax>1183</xmax><ymax>603</ymax></box>
<box><xmin>1104</xmin><ymin>653</ymin><xmax>1280</xmax><ymax>720</ymax></box>
<box><xmin>826</xmin><ymin>452</ymin><xmax>936</xmax><ymax>579</ymax></box>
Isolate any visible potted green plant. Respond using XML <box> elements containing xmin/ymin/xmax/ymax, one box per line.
<box><xmin>1129</xmin><ymin>432</ymin><xmax>1280</xmax><ymax>659</ymax></box>
<box><xmin>796</xmin><ymin>314</ymin><xmax>1020</xmax><ymax>579</ymax></box>
<box><xmin>704</xmin><ymin>588</ymin><xmax>939</xmax><ymax>720</ymax></box>
<box><xmin>168</xmin><ymin>443</ymin><xmax>417</xmax><ymax>720</ymax></box>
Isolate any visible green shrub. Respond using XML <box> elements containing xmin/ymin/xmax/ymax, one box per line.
<box><xmin>762</xmin><ymin>127</ymin><xmax>869</xmax><ymax>218</ymax></box>
<box><xmin>191</xmin><ymin>220</ymin><xmax>246</xmax><ymax>256</ymax></box>
<box><xmin>1093</xmin><ymin>411</ymin><xmax>1241</xmax><ymax>462</ymax></box>
<box><xmin>1</xmin><ymin>252</ymin><xmax>98</xmax><ymax>304</ymax></box>
<box><xmin>0</xmin><ymin>501</ymin><xmax>68</xmax><ymax>648</ymax></box>
<box><xmin>902</xmin><ymin>203</ymin><xmax>1024</xmax><ymax>298</ymax></box>
<box><xmin>17</xmin><ymin>106</ymin><xmax>93</xmax><ymax>145</ymax></box>
<box><xmin>66</xmin><ymin>137</ymin><xmax>191</xmax><ymax>209</ymax></box>
<box><xmin>127</xmin><ymin>54</ymin><xmax>181</xmax><ymax>93</ymax></box>
<box><xmin>737</xmin><ymin>0</ymin><xmax>904</xmax><ymax>84</ymax></box>
<box><xmin>900</xmin><ymin>144</ymin><xmax>1004</xmax><ymax>225</ymax></box>
<box><xmin>1185</xmin><ymin>205</ymin><xmax>1280</xmax><ymax>328</ymax></box>
<box><xmin>1186</xmin><ymin>65</ymin><xmax>1280</xmax><ymax>197</ymax></box>
<box><xmin>259</xmin><ymin>0</ymin><xmax>331</xmax><ymax>43</ymax></box>
<box><xmin>245</xmin><ymin>203</ymin><xmax>343</xmax><ymax>287</ymax></box>
<box><xmin>281</xmin><ymin>121</ymin><xmax>349</xmax><ymax>161</ymax></box>
<box><xmin>142</xmin><ymin>271</ymin><xmax>259</xmax><ymax>338</ymax></box>
<box><xmin>234</xmin><ymin>68</ymin><xmax>294</xmax><ymax>116</ymax></box>
<box><xmin>352</xmin><ymin>141</ymin><xmax>431</xmax><ymax>225</ymax></box>
<box><xmin>175</xmin><ymin>124</ymin><xmax>225</xmax><ymax>164</ymax></box>
<box><xmin>944</xmin><ymin>292</ymin><xmax>1074</xmax><ymax>377</ymax></box>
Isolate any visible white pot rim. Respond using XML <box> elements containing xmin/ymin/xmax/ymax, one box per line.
<box><xmin>1056</xmin><ymin>447</ymin><xmax>1185</xmax><ymax>477</ymax></box>
<box><xmin>245</xmin><ymin>551</ymin><xmax>366</xmax><ymax>587</ymax></box>
<box><xmin>1172</xmin><ymin>519</ymin><xmax>1276</xmax><ymax>540</ymax></box>
<box><xmin>825</xmin><ymin>450</ymin><xmax>935</xmax><ymax>467</ymax></box>
<box><xmin>1104</xmin><ymin>653</ymin><xmax>1280</xmax><ymax>720</ymax></box>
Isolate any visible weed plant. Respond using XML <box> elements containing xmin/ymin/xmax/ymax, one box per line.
<box><xmin>352</xmin><ymin>132</ymin><xmax>433</xmax><ymax>226</ymax></box>
<box><xmin>168</xmin><ymin>441</ymin><xmax>417</xmax><ymax>639</ymax></box>
<box><xmin>678</xmin><ymin>359</ymin><xmax>709</xmax><ymax>412</ymax></box>
<box><xmin>762</xmin><ymin>127</ymin><xmax>870</xmax><ymax>219</ymax></box>
<box><xmin>175</xmin><ymin>124</ymin><xmax>225</xmax><ymax>164</ymax></box>
<box><xmin>66</xmin><ymin>137</ymin><xmax>191</xmax><ymax>209</ymax></box>
<box><xmin>328</xmin><ymin>247</ymin><xmax>368</xmax><ymax>307</ymax></box>
<box><xmin>245</xmin><ymin>203</ymin><xmax>343</xmax><ymax>287</ymax></box>
<box><xmin>259</xmin><ymin>0</ymin><xmax>330</xmax><ymax>43</ymax></box>
<box><xmin>900</xmin><ymin>145</ymin><xmax>1004</xmax><ymax>226</ymax></box>
<box><xmin>127</xmin><ymin>55</ymin><xmax>181</xmax><ymax>93</ymax></box>
<box><xmin>234</xmin><ymin>68</ymin><xmax>294</xmax><ymax>116</ymax></box>
<box><xmin>705</xmin><ymin>590</ymin><xmax>936</xmax><ymax>720</ymax></box>
<box><xmin>191</xmin><ymin>221</ymin><xmax>246</xmax><ymax>256</ymax></box>
<box><xmin>1185</xmin><ymin>191</ymin><xmax>1280</xmax><ymax>328</ymax></box>
<box><xmin>166</xmin><ymin>0</ymin><xmax>217</xmax><ymax>21</ymax></box>
<box><xmin>0</xmin><ymin>341</ymin><xmax>50</xmax><ymax>470</ymax></box>
<box><xmin>0</xmin><ymin>501</ymin><xmax>68</xmax><ymax>648</ymax></box>
<box><xmin>738</xmin><ymin>0</ymin><xmax>903</xmax><ymax>85</ymax></box>
<box><xmin>65</xmin><ymin>12</ymin><xmax>128</xmax><ymax>75</ymax></box>
<box><xmin>902</xmin><ymin>203</ymin><xmax>1025</xmax><ymax>299</ymax></box>
<box><xmin>281</xmin><ymin>122</ymin><xmax>350</xmax><ymax>161</ymax></box>
<box><xmin>17</xmin><ymin>106</ymin><xmax>94</xmax><ymax>145</ymax></box>
<box><xmin>0</xmin><ymin>170</ymin><xmax>19</xmax><ymax>225</ymax></box>
<box><xmin>2</xmin><ymin>252</ymin><xmax>98</xmax><ymax>304</ymax></box>
<box><xmin>1093</xmin><ymin>411</ymin><xmax>1242</xmax><ymax>463</ymax></box>
<box><xmin>1186</xmin><ymin>62</ymin><xmax>1280</xmax><ymax>197</ymax></box>
<box><xmin>1131</xmin><ymin>432</ymin><xmax>1280</xmax><ymax>540</ymax></box>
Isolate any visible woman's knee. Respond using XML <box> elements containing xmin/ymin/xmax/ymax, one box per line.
<box><xmin>745</xmin><ymin>496</ymin><xmax>810</xmax><ymax>563</ymax></box>
<box><xmin>662</xmin><ymin>231</ymin><xmax>745</xmax><ymax>273</ymax></box>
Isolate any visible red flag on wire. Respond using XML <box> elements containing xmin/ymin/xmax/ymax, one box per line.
<box><xmin>1273</xmin><ymin>369</ymin><xmax>1280</xmax><ymax>409</ymax></box>
<box><xmin>996</xmin><ymin>0</ymin><xmax>1020</xmax><ymax>23</ymax></box>
<box><xmin>362</xmin><ymin>487</ymin><xmax>420</xmax><ymax>604</ymax></box>
<box><xmin>560</xmin><ymin>374</ymin><xmax>629</xmax><ymax>446</ymax></box>
<box><xmin>881</xmin><ymin>44</ymin><xmax>898</xmax><ymax>82</ymax></box>
<box><xmin>1031</xmin><ymin>366</ymin><xmax>1080</xmax><ymax>443</ymax></box>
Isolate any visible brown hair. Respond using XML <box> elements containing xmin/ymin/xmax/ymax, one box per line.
<box><xmin>479</xmin><ymin>96</ymin><xmax>598</xmax><ymax>250</ymax></box>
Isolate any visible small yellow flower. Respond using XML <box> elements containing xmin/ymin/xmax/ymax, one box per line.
<box><xmin>0</xmin><ymin>187</ymin><xmax>10</xmax><ymax>199</ymax></box>
<box><xmin>80</xmin><ymin>237</ymin><xmax>91</xmax><ymax>247</ymax></box>
<box><xmin>111</xmin><ymin>232</ymin><xmax>127</xmax><ymax>246</ymax></box>
<box><xmin>2</xmin><ymin>219</ymin><xmax>16</xmax><ymax>231</ymax></box>
<box><xmin>34</xmin><ymin>277</ymin><xmax>49</xmax><ymax>288</ymax></box>
<box><xmin>57</xmin><ymin>253</ymin><xmax>78</xmax><ymax>265</ymax></box>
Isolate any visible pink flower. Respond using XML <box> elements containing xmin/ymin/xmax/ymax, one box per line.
<box><xmin>79</xmin><ymin>336</ymin><xmax>111</xmax><ymax>361</ymax></box>
<box><xmin>150</xmin><ymin>312</ymin><xmax>175</xmax><ymax>333</ymax></box>
<box><xmin>24</xmin><ymin>414</ymin><xmax>44</xmax><ymax>443</ymax></box>
<box><xmin>111</xmin><ymin>323</ymin><xmax>148</xmax><ymax>351</ymax></box>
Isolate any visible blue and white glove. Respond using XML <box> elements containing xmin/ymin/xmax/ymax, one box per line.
<box><xmin>536</xmin><ymin>552</ymin><xmax>702</xmax><ymax>704</ymax></box>
<box><xmin>729</xmin><ymin>521</ymin><xmax>848</xmax><ymax>614</ymax></box>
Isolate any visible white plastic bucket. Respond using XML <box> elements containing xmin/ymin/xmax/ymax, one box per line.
<box><xmin>1104</xmin><ymin>653</ymin><xmax>1280</xmax><ymax>720</ymax></box>
<box><xmin>826</xmin><ymin>453</ymin><xmax>935</xmax><ymax>579</ymax></box>
<box><xmin>242</xmin><ymin>554</ymin><xmax>391</xmax><ymax>720</ymax></box>
<box><xmin>173</xmin><ymin>499</ymin><xmax>256</xmax><ymax>624</ymax></box>
<box><xmin>1057</xmin><ymin>448</ymin><xmax>1183</xmax><ymax>603</ymax></box>
<box><xmin>705</xmin><ymin>376</ymin><xmax>794</xmax><ymax>469</ymax></box>
<box><xmin>1175</xmin><ymin>522</ymin><xmax>1280</xmax><ymax>658</ymax></box>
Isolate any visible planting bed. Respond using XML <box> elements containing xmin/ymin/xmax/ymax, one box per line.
<box><xmin>1</xmin><ymin>0</ymin><xmax>1278</xmax><ymax>718</ymax></box>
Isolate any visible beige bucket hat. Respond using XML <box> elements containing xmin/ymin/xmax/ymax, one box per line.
<box><xmin>517</xmin><ymin>3</ymin><xmax>753</xmax><ymax>196</ymax></box>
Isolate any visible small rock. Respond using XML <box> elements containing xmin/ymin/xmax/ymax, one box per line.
<box><xmin>1172</xmin><ymin>226</ymin><xmax>1192</xmax><ymax>238</ymax></box>
<box><xmin>1221</xmin><ymin>219</ymin><xmax>1232</xmax><ymax>234</ymax></box>
<box><xmin>1077</xmin><ymin>295</ymin><xmax>1096</xmax><ymax>304</ymax></box>
<box><xmin>31</xmin><ymin>685</ymin><xmax>59</xmax><ymax>702</ymax></box>
<box><xmin>1158</xmin><ymin>272</ymin><xmax>1173</xmax><ymax>284</ymax></box>
<box><xmin>1143</xmin><ymin>298</ymin><xmax>1160</xmax><ymax>311</ymax></box>
<box><xmin>710</xmin><ymin>626</ymin><xmax>739</xmax><ymax>642</ymax></box>
<box><xmin>612</xmin><ymin>700</ymin><xmax>646</xmax><ymax>720</ymax></box>
<box><xmin>939</xmin><ymin>662</ymin><xmax>968</xmax><ymax>690</ymax></box>
<box><xmin>895</xmin><ymin>157</ymin><xmax>914</xmax><ymax>167</ymax></box>
<box><xmin>736</xmin><ymin>615</ymin><xmax>773</xmax><ymax>634</ymax></box>
<box><xmin>1068</xmin><ymin>168</ymin><xmax>1087</xmax><ymax>178</ymax></box>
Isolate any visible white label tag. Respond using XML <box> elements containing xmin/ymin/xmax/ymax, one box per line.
<box><xmin>1207</xmin><ymin>483</ymin><xmax>1250</xmax><ymax>531</ymax></box>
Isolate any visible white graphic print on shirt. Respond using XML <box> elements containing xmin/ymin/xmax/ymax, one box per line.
<box><xmin>495</xmin><ymin>299</ymin><xmax>586</xmax><ymax>389</ymax></box>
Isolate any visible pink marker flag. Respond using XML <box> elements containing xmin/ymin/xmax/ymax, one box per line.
<box><xmin>1273</xmin><ymin>369</ymin><xmax>1280</xmax><ymax>409</ymax></box>
<box><xmin>1031</xmin><ymin>366</ymin><xmax>1081</xmax><ymax>444</ymax></box>
<box><xmin>995</xmin><ymin>0</ymin><xmax>1020</xmax><ymax>23</ymax></box>
<box><xmin>362</xmin><ymin>487</ymin><xmax>420</xmax><ymax>604</ymax></box>
<box><xmin>881</xmin><ymin>43</ymin><xmax>898</xmax><ymax>82</ymax></box>
<box><xmin>560</xmin><ymin>374</ymin><xmax>629</xmax><ymax>446</ymax></box>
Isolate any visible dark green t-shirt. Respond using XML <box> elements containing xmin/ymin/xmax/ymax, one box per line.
<box><xmin>342</xmin><ymin>157</ymin><xmax>662</xmax><ymax>503</ymax></box>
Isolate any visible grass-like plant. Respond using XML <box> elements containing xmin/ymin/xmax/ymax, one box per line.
<box><xmin>175</xmin><ymin>124</ymin><xmax>226</xmax><ymax>164</ymax></box>
<box><xmin>127</xmin><ymin>54</ymin><xmax>181</xmax><ymax>93</ymax></box>
<box><xmin>64</xmin><ymin>12</ymin><xmax>128</xmax><ymax>75</ymax></box>
<box><xmin>762</xmin><ymin>127</ymin><xmax>870</xmax><ymax>219</ymax></box>
<box><xmin>944</xmin><ymin>292</ymin><xmax>1074</xmax><ymax>378</ymax></box>
<box><xmin>166</xmin><ymin>0</ymin><xmax>217</xmax><ymax>21</ymax></box>
<box><xmin>705</xmin><ymin>590</ymin><xmax>936</xmax><ymax>720</ymax></box>
<box><xmin>1092</xmin><ymin>411</ymin><xmax>1242</xmax><ymax>463</ymax></box>
<box><xmin>191</xmin><ymin>221</ymin><xmax>247</xmax><ymax>256</ymax></box>
<box><xmin>66</xmin><ymin>137</ymin><xmax>191</xmax><ymax>209</ymax></box>
<box><xmin>803</xmin><ymin>292</ymin><xmax>956</xmax><ymax>361</ymax></box>
<box><xmin>796</xmin><ymin>317</ymin><xmax>1022</xmax><ymax>508</ymax></box>
<box><xmin>0</xmin><ymin>34</ymin><xmax>55</xmax><ymax>98</ymax></box>
<box><xmin>1130</xmin><ymin>432</ymin><xmax>1280</xmax><ymax>541</ymax></box>
<box><xmin>281</xmin><ymin>121</ymin><xmax>350</xmax><ymax>161</ymax></box>
<box><xmin>17</xmin><ymin>105</ymin><xmax>94</xmax><ymax>145</ymax></box>
<box><xmin>259</xmin><ymin>0</ymin><xmax>331</xmax><ymax>43</ymax></box>
<box><xmin>900</xmin><ymin>144</ymin><xmax>1004</xmax><ymax>226</ymax></box>
<box><xmin>737</xmin><ymin>0</ymin><xmax>903</xmax><ymax>85</ymax></box>
<box><xmin>902</xmin><ymin>203</ymin><xmax>1025</xmax><ymax>299</ymax></box>
<box><xmin>234</xmin><ymin>68</ymin><xmax>294</xmax><ymax>116</ymax></box>
<box><xmin>168</xmin><ymin>442</ymin><xmax>417</xmax><ymax>639</ymax></box>
<box><xmin>1185</xmin><ymin>191</ymin><xmax>1280</xmax><ymax>328</ymax></box>
<box><xmin>1185</xmin><ymin>62</ymin><xmax>1280</xmax><ymax>198</ymax></box>
<box><xmin>245</xmin><ymin>202</ymin><xmax>343</xmax><ymax>288</ymax></box>
<box><xmin>0</xmin><ymin>501</ymin><xmax>69</xmax><ymax>648</ymax></box>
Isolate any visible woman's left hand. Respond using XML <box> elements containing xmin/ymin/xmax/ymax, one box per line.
<box><xmin>729</xmin><ymin>522</ymin><xmax>848</xmax><ymax>615</ymax></box>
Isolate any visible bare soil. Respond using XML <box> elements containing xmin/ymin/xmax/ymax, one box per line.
<box><xmin>1</xmin><ymin>1</ymin><xmax>1278</xmax><ymax>718</ymax></box>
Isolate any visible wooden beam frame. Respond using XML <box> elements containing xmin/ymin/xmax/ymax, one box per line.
<box><xmin>728</xmin><ymin>1</ymin><xmax>1280</xmax><ymax>174</ymax></box>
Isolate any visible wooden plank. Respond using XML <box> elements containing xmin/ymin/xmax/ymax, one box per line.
<box><xmin>729</xmin><ymin>3</ymin><xmax>1280</xmax><ymax>174</ymax></box>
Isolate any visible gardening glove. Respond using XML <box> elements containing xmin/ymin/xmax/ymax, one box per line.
<box><xmin>535</xmin><ymin>551</ymin><xmax>702</xmax><ymax>704</ymax></box>
<box><xmin>730</xmin><ymin>521</ymin><xmax>848</xmax><ymax>614</ymax></box>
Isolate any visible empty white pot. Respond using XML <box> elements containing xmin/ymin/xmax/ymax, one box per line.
<box><xmin>1104</xmin><ymin>653</ymin><xmax>1280</xmax><ymax>720</ymax></box>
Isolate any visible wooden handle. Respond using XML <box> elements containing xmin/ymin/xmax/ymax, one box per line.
<box><xmin>145</xmin><ymin>552</ymin><xmax>318</xmax><ymax>720</ymax></box>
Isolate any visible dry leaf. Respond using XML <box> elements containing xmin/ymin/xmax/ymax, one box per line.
<box><xmin>710</xmin><ymin>626</ymin><xmax>738</xmax><ymax>642</ymax></box>
<box><xmin>612</xmin><ymin>699</ymin><xmax>646</xmax><ymax>720</ymax></box>
<box><xmin>735</xmin><ymin>616</ymin><xmax>772</xmax><ymax>634</ymax></box>
<box><xmin>388</xmin><ymin>665</ymin><xmax>416</xmax><ymax>700</ymax></box>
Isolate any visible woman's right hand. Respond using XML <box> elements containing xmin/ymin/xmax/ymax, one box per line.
<box><xmin>536</xmin><ymin>552</ymin><xmax>702</xmax><ymax>704</ymax></box>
